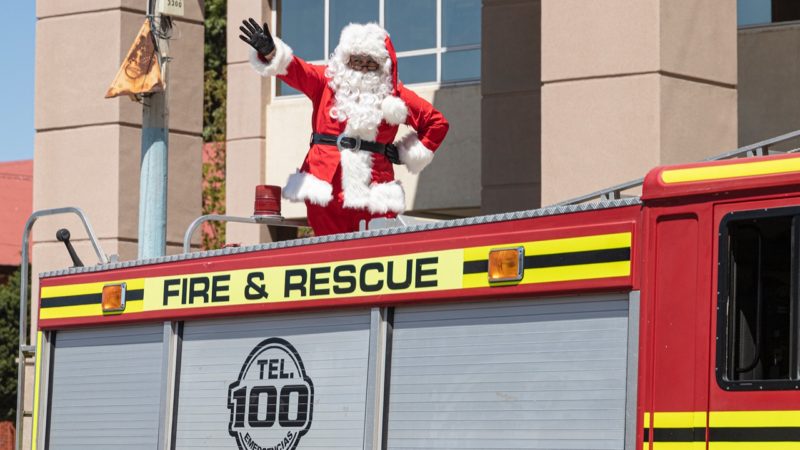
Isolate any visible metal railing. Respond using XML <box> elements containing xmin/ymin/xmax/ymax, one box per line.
<box><xmin>16</xmin><ymin>208</ymin><xmax>107</xmax><ymax>450</ymax></box>
<box><xmin>183</xmin><ymin>214</ymin><xmax>306</xmax><ymax>253</ymax></box>
<box><xmin>551</xmin><ymin>129</ymin><xmax>800</xmax><ymax>207</ymax></box>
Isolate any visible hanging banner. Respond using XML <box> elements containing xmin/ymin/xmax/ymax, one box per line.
<box><xmin>105</xmin><ymin>19</ymin><xmax>164</xmax><ymax>100</ymax></box>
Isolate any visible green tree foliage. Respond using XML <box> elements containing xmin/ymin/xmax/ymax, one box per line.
<box><xmin>204</xmin><ymin>0</ymin><xmax>226</xmax><ymax>143</ymax></box>
<box><xmin>0</xmin><ymin>270</ymin><xmax>24</xmax><ymax>421</ymax></box>
<box><xmin>203</xmin><ymin>0</ymin><xmax>227</xmax><ymax>249</ymax></box>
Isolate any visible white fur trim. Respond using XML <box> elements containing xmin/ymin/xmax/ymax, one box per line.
<box><xmin>369</xmin><ymin>181</ymin><xmax>405</xmax><ymax>214</ymax></box>
<box><xmin>339</xmin><ymin>149</ymin><xmax>374</xmax><ymax>208</ymax></box>
<box><xmin>283</xmin><ymin>171</ymin><xmax>332</xmax><ymax>206</ymax></box>
<box><xmin>343</xmin><ymin>121</ymin><xmax>379</xmax><ymax>142</ymax></box>
<box><xmin>248</xmin><ymin>38</ymin><xmax>293</xmax><ymax>77</ymax></box>
<box><xmin>381</xmin><ymin>96</ymin><xmax>407</xmax><ymax>125</ymax></box>
<box><xmin>396</xmin><ymin>133</ymin><xmax>435</xmax><ymax>174</ymax></box>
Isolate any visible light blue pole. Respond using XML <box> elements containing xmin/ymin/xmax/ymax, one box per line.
<box><xmin>139</xmin><ymin>90</ymin><xmax>168</xmax><ymax>259</ymax></box>
<box><xmin>138</xmin><ymin>4</ymin><xmax>169</xmax><ymax>259</ymax></box>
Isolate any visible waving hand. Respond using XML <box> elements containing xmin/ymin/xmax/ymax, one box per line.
<box><xmin>239</xmin><ymin>18</ymin><xmax>276</xmax><ymax>57</ymax></box>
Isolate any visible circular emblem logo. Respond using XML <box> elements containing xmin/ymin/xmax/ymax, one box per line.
<box><xmin>228</xmin><ymin>338</ymin><xmax>314</xmax><ymax>450</ymax></box>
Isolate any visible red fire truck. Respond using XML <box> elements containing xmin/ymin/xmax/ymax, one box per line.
<box><xmin>17</xmin><ymin>131</ymin><xmax>800</xmax><ymax>450</ymax></box>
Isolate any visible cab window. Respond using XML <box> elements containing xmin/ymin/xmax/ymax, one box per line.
<box><xmin>718</xmin><ymin>208</ymin><xmax>799</xmax><ymax>389</ymax></box>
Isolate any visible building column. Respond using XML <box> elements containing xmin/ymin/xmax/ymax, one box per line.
<box><xmin>738</xmin><ymin>23</ymin><xmax>800</xmax><ymax>147</ymax></box>
<box><xmin>481</xmin><ymin>0</ymin><xmax>542</xmax><ymax>215</ymax></box>
<box><xmin>31</xmin><ymin>0</ymin><xmax>203</xmax><ymax>444</ymax></box>
<box><xmin>225</xmin><ymin>0</ymin><xmax>271</xmax><ymax>244</ymax></box>
<box><xmin>540</xmin><ymin>0</ymin><xmax>737</xmax><ymax>205</ymax></box>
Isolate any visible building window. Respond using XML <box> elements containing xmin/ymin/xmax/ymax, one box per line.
<box><xmin>738</xmin><ymin>0</ymin><xmax>800</xmax><ymax>27</ymax></box>
<box><xmin>717</xmin><ymin>207</ymin><xmax>800</xmax><ymax>390</ymax></box>
<box><xmin>275</xmin><ymin>0</ymin><xmax>481</xmax><ymax>96</ymax></box>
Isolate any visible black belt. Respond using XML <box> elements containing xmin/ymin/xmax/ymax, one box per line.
<box><xmin>311</xmin><ymin>133</ymin><xmax>389</xmax><ymax>154</ymax></box>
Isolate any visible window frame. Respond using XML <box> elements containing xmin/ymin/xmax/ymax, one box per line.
<box><xmin>737</xmin><ymin>0</ymin><xmax>800</xmax><ymax>28</ymax></box>
<box><xmin>716</xmin><ymin>206</ymin><xmax>800</xmax><ymax>391</ymax></box>
<box><xmin>271</xmin><ymin>0</ymin><xmax>481</xmax><ymax>98</ymax></box>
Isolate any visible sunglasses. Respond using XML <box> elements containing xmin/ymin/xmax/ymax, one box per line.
<box><xmin>348</xmin><ymin>55</ymin><xmax>381</xmax><ymax>72</ymax></box>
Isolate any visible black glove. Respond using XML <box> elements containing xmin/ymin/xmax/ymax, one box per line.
<box><xmin>239</xmin><ymin>18</ymin><xmax>276</xmax><ymax>57</ymax></box>
<box><xmin>385</xmin><ymin>144</ymin><xmax>401</xmax><ymax>165</ymax></box>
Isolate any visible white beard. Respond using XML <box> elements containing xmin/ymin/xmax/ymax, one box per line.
<box><xmin>326</xmin><ymin>58</ymin><xmax>392</xmax><ymax>141</ymax></box>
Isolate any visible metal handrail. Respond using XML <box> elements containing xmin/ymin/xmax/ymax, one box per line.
<box><xmin>183</xmin><ymin>214</ymin><xmax>306</xmax><ymax>253</ymax></box>
<box><xmin>551</xmin><ymin>129</ymin><xmax>800</xmax><ymax>207</ymax></box>
<box><xmin>550</xmin><ymin>177</ymin><xmax>644</xmax><ymax>207</ymax></box>
<box><xmin>16</xmin><ymin>207</ymin><xmax>107</xmax><ymax>450</ymax></box>
<box><xmin>702</xmin><ymin>128</ymin><xmax>800</xmax><ymax>161</ymax></box>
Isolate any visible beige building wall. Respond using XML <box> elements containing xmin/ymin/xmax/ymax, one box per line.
<box><xmin>739</xmin><ymin>23</ymin><xmax>800</xmax><ymax>148</ymax></box>
<box><xmin>226</xmin><ymin>0</ymin><xmax>272</xmax><ymax>244</ymax></box>
<box><xmin>481</xmin><ymin>0</ymin><xmax>541</xmax><ymax>215</ymax></box>
<box><xmin>31</xmin><ymin>1</ymin><xmax>204</xmax><ymax>444</ymax></box>
<box><xmin>540</xmin><ymin>0</ymin><xmax>738</xmax><ymax>205</ymax></box>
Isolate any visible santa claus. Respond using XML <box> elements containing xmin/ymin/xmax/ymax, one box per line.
<box><xmin>239</xmin><ymin>18</ymin><xmax>449</xmax><ymax>236</ymax></box>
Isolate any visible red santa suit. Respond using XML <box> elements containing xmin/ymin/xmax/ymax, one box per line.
<box><xmin>249</xmin><ymin>23</ymin><xmax>449</xmax><ymax>236</ymax></box>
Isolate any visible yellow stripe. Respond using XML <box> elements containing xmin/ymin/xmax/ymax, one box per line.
<box><xmin>653</xmin><ymin>410</ymin><xmax>800</xmax><ymax>428</ymax></box>
<box><xmin>648</xmin><ymin>411</ymin><xmax>800</xmax><ymax>449</ymax></box>
<box><xmin>653</xmin><ymin>411</ymin><xmax>706</xmax><ymax>428</ymax></box>
<box><xmin>31</xmin><ymin>331</ymin><xmax>42</xmax><ymax>450</ymax></box>
<box><xmin>39</xmin><ymin>299</ymin><xmax>144</xmax><ymax>320</ymax></box>
<box><xmin>644</xmin><ymin>412</ymin><xmax>651</xmax><ymax>428</ymax></box>
<box><xmin>710</xmin><ymin>410</ymin><xmax>800</xmax><ymax>428</ymax></box>
<box><xmin>41</xmin><ymin>278</ymin><xmax>144</xmax><ymax>299</ymax></box>
<box><xmin>653</xmin><ymin>443</ymin><xmax>705</xmax><ymax>450</ymax></box>
<box><xmin>463</xmin><ymin>260</ymin><xmax>630</xmax><ymax>289</ymax></box>
<box><xmin>661</xmin><ymin>158</ymin><xmax>800</xmax><ymax>184</ymax></box>
<box><xmin>526</xmin><ymin>261</ymin><xmax>630</xmax><ymax>283</ymax></box>
<box><xmin>463</xmin><ymin>232</ymin><xmax>632</xmax><ymax>261</ymax></box>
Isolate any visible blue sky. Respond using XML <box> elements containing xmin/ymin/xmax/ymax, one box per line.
<box><xmin>0</xmin><ymin>2</ymin><xmax>35</xmax><ymax>162</ymax></box>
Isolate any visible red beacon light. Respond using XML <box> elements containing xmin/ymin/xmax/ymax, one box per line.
<box><xmin>253</xmin><ymin>185</ymin><xmax>282</xmax><ymax>217</ymax></box>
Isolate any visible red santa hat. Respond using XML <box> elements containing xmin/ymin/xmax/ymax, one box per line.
<box><xmin>334</xmin><ymin>23</ymin><xmax>408</xmax><ymax>126</ymax></box>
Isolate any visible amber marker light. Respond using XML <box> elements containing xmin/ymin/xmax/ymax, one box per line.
<box><xmin>102</xmin><ymin>283</ymin><xmax>127</xmax><ymax>313</ymax></box>
<box><xmin>488</xmin><ymin>247</ymin><xmax>525</xmax><ymax>283</ymax></box>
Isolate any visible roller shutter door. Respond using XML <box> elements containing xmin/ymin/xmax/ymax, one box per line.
<box><xmin>386</xmin><ymin>295</ymin><xmax>629</xmax><ymax>450</ymax></box>
<box><xmin>46</xmin><ymin>324</ymin><xmax>165</xmax><ymax>450</ymax></box>
<box><xmin>174</xmin><ymin>309</ymin><xmax>372</xmax><ymax>449</ymax></box>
